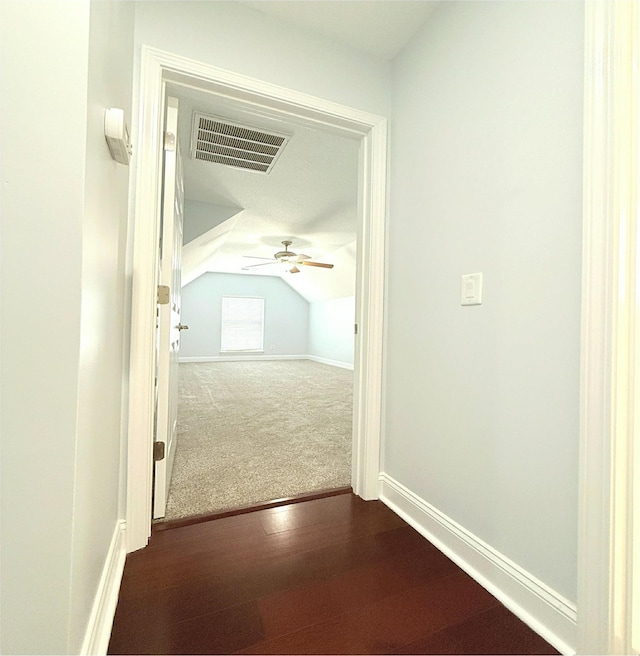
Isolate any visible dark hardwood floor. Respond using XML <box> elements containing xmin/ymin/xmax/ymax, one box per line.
<box><xmin>108</xmin><ymin>492</ymin><xmax>559</xmax><ymax>655</ymax></box>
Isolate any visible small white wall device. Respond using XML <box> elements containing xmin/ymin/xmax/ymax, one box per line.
<box><xmin>461</xmin><ymin>272</ymin><xmax>483</xmax><ymax>306</ymax></box>
<box><xmin>104</xmin><ymin>108</ymin><xmax>132</xmax><ymax>165</ymax></box>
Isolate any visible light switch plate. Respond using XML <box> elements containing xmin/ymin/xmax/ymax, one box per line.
<box><xmin>461</xmin><ymin>273</ymin><xmax>483</xmax><ymax>306</ymax></box>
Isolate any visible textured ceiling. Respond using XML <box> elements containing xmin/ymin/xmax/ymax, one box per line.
<box><xmin>169</xmin><ymin>83</ymin><xmax>360</xmax><ymax>300</ymax></box>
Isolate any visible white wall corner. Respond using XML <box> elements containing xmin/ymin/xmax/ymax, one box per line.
<box><xmin>80</xmin><ymin>521</ymin><xmax>126</xmax><ymax>656</ymax></box>
<box><xmin>378</xmin><ymin>474</ymin><xmax>577</xmax><ymax>655</ymax></box>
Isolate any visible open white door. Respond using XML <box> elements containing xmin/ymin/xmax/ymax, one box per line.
<box><xmin>153</xmin><ymin>95</ymin><xmax>185</xmax><ymax>519</ymax></box>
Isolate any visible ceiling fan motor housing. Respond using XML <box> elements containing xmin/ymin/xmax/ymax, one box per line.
<box><xmin>274</xmin><ymin>240</ymin><xmax>296</xmax><ymax>261</ymax></box>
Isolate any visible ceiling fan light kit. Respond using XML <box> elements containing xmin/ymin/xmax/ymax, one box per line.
<box><xmin>241</xmin><ymin>240</ymin><xmax>334</xmax><ymax>274</ymax></box>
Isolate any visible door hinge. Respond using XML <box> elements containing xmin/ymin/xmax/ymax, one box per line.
<box><xmin>164</xmin><ymin>131</ymin><xmax>176</xmax><ymax>151</ymax></box>
<box><xmin>157</xmin><ymin>285</ymin><xmax>170</xmax><ymax>305</ymax></box>
<box><xmin>354</xmin><ymin>323</ymin><xmax>359</xmax><ymax>335</ymax></box>
<box><xmin>153</xmin><ymin>441</ymin><xmax>166</xmax><ymax>462</ymax></box>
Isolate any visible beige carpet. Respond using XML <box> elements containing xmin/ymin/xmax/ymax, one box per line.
<box><xmin>160</xmin><ymin>359</ymin><xmax>353</xmax><ymax>521</ymax></box>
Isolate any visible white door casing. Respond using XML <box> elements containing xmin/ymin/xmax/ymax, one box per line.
<box><xmin>578</xmin><ymin>2</ymin><xmax>640</xmax><ymax>654</ymax></box>
<box><xmin>126</xmin><ymin>47</ymin><xmax>387</xmax><ymax>551</ymax></box>
<box><xmin>153</xmin><ymin>95</ymin><xmax>184</xmax><ymax>519</ymax></box>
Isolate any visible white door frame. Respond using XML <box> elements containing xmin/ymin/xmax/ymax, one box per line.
<box><xmin>578</xmin><ymin>1</ymin><xmax>639</xmax><ymax>654</ymax></box>
<box><xmin>126</xmin><ymin>46</ymin><xmax>387</xmax><ymax>552</ymax></box>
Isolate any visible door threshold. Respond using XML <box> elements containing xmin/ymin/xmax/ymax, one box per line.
<box><xmin>152</xmin><ymin>486</ymin><xmax>352</xmax><ymax>532</ymax></box>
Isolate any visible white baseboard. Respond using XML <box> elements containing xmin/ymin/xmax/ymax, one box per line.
<box><xmin>180</xmin><ymin>354</ymin><xmax>354</xmax><ymax>370</ymax></box>
<box><xmin>81</xmin><ymin>520</ymin><xmax>127</xmax><ymax>656</ymax></box>
<box><xmin>179</xmin><ymin>355</ymin><xmax>307</xmax><ymax>363</ymax></box>
<box><xmin>306</xmin><ymin>355</ymin><xmax>354</xmax><ymax>370</ymax></box>
<box><xmin>378</xmin><ymin>474</ymin><xmax>577</xmax><ymax>655</ymax></box>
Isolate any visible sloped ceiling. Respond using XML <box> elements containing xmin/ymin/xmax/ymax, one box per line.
<box><xmin>171</xmin><ymin>82</ymin><xmax>360</xmax><ymax>302</ymax></box>
<box><xmin>171</xmin><ymin>1</ymin><xmax>440</xmax><ymax>302</ymax></box>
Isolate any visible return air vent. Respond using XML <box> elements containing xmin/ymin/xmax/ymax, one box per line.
<box><xmin>191</xmin><ymin>113</ymin><xmax>290</xmax><ymax>174</ymax></box>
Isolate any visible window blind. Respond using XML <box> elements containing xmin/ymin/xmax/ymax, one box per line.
<box><xmin>220</xmin><ymin>296</ymin><xmax>265</xmax><ymax>352</ymax></box>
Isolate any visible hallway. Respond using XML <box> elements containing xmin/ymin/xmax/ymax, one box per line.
<box><xmin>109</xmin><ymin>493</ymin><xmax>557</xmax><ymax>654</ymax></box>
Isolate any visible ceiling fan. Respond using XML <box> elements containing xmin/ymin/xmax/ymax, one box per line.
<box><xmin>241</xmin><ymin>240</ymin><xmax>334</xmax><ymax>274</ymax></box>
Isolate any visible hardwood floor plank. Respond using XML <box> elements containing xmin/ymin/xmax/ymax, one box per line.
<box><xmin>109</xmin><ymin>599</ymin><xmax>265</xmax><ymax>655</ymax></box>
<box><xmin>255</xmin><ymin>546</ymin><xmax>461</xmax><ymax>640</ymax></box>
<box><xmin>394</xmin><ymin>604</ymin><xmax>561</xmax><ymax>655</ymax></box>
<box><xmin>111</xmin><ymin>524</ymin><xmax>434</xmax><ymax>640</ymax></box>
<box><xmin>258</xmin><ymin>492</ymin><xmax>402</xmax><ymax>535</ymax></box>
<box><xmin>147</xmin><ymin>508</ymin><xmax>264</xmax><ymax>549</ymax></box>
<box><xmin>119</xmin><ymin>498</ymin><xmax>407</xmax><ymax>595</ymax></box>
<box><xmin>233</xmin><ymin>571</ymin><xmax>498</xmax><ymax>655</ymax></box>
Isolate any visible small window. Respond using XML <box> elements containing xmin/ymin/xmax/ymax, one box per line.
<box><xmin>220</xmin><ymin>296</ymin><xmax>265</xmax><ymax>352</ymax></box>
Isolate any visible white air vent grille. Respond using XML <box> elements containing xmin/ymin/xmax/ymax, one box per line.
<box><xmin>191</xmin><ymin>113</ymin><xmax>290</xmax><ymax>174</ymax></box>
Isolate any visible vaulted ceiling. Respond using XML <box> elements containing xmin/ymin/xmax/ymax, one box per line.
<box><xmin>173</xmin><ymin>1</ymin><xmax>440</xmax><ymax>302</ymax></box>
<box><xmin>171</xmin><ymin>82</ymin><xmax>360</xmax><ymax>301</ymax></box>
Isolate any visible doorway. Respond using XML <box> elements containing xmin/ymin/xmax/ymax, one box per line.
<box><xmin>153</xmin><ymin>84</ymin><xmax>361</xmax><ymax>522</ymax></box>
<box><xmin>126</xmin><ymin>46</ymin><xmax>387</xmax><ymax>552</ymax></box>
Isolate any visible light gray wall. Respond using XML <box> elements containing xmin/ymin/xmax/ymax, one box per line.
<box><xmin>0</xmin><ymin>1</ymin><xmax>134</xmax><ymax>652</ymax></box>
<box><xmin>70</xmin><ymin>1</ymin><xmax>135</xmax><ymax>651</ymax></box>
<box><xmin>181</xmin><ymin>273</ymin><xmax>309</xmax><ymax>357</ymax></box>
<box><xmin>133</xmin><ymin>1</ymin><xmax>391</xmax><ymax>118</ymax></box>
<box><xmin>384</xmin><ymin>0</ymin><xmax>583</xmax><ymax>603</ymax></box>
<box><xmin>0</xmin><ymin>3</ymin><xmax>87</xmax><ymax>651</ymax></box>
<box><xmin>308</xmin><ymin>297</ymin><xmax>355</xmax><ymax>366</ymax></box>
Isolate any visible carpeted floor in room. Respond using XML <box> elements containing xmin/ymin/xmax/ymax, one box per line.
<box><xmin>159</xmin><ymin>359</ymin><xmax>353</xmax><ymax>521</ymax></box>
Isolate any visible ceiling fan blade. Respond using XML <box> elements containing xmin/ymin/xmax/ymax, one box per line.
<box><xmin>243</xmin><ymin>255</ymin><xmax>276</xmax><ymax>261</ymax></box>
<box><xmin>241</xmin><ymin>260</ymin><xmax>278</xmax><ymax>270</ymax></box>
<box><xmin>289</xmin><ymin>266</ymin><xmax>300</xmax><ymax>274</ymax></box>
<box><xmin>295</xmin><ymin>254</ymin><xmax>311</xmax><ymax>262</ymax></box>
<box><xmin>300</xmin><ymin>261</ymin><xmax>334</xmax><ymax>269</ymax></box>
